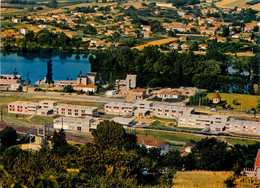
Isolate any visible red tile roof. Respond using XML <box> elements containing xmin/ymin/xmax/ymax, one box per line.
<box><xmin>74</xmin><ymin>84</ymin><xmax>97</xmax><ymax>88</ymax></box>
<box><xmin>133</xmin><ymin>88</ymin><xmax>146</xmax><ymax>93</ymax></box>
<box><xmin>137</xmin><ymin>135</ymin><xmax>168</xmax><ymax>147</ymax></box>
<box><xmin>255</xmin><ymin>149</ymin><xmax>260</xmax><ymax>167</ymax></box>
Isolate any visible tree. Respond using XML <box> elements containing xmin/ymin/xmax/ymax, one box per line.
<box><xmin>50</xmin><ymin>0</ymin><xmax>57</xmax><ymax>8</ymax></box>
<box><xmin>92</xmin><ymin>120</ymin><xmax>137</xmax><ymax>150</ymax></box>
<box><xmin>45</xmin><ymin>58</ymin><xmax>54</xmax><ymax>85</ymax></box>
<box><xmin>191</xmin><ymin>137</ymin><xmax>233</xmax><ymax>171</ymax></box>
<box><xmin>51</xmin><ymin>129</ymin><xmax>68</xmax><ymax>150</ymax></box>
<box><xmin>0</xmin><ymin>126</ymin><xmax>17</xmax><ymax>152</ymax></box>
<box><xmin>83</xmin><ymin>24</ymin><xmax>97</xmax><ymax>36</ymax></box>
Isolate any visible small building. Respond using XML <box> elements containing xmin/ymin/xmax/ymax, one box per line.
<box><xmin>132</xmin><ymin>88</ymin><xmax>146</xmax><ymax>100</ymax></box>
<box><xmin>73</xmin><ymin>84</ymin><xmax>97</xmax><ymax>93</ymax></box>
<box><xmin>198</xmin><ymin>44</ymin><xmax>208</xmax><ymax>50</ymax></box>
<box><xmin>243</xmin><ymin>149</ymin><xmax>260</xmax><ymax>179</ymax></box>
<box><xmin>110</xmin><ymin>117</ymin><xmax>135</xmax><ymax>126</ymax></box>
<box><xmin>212</xmin><ymin>93</ymin><xmax>221</xmax><ymax>104</ymax></box>
<box><xmin>115</xmin><ymin>74</ymin><xmax>137</xmax><ymax>90</ymax></box>
<box><xmin>8</xmin><ymin>101</ymin><xmax>41</xmax><ymax>115</ymax></box>
<box><xmin>137</xmin><ymin>135</ymin><xmax>169</xmax><ymax>155</ymax></box>
<box><xmin>53</xmin><ymin>116</ymin><xmax>97</xmax><ymax>132</ymax></box>
<box><xmin>105</xmin><ymin>90</ymin><xmax>116</xmax><ymax>97</ymax></box>
<box><xmin>142</xmin><ymin>25</ymin><xmax>151</xmax><ymax>32</ymax></box>
<box><xmin>20</xmin><ymin>28</ymin><xmax>28</xmax><ymax>35</ymax></box>
<box><xmin>158</xmin><ymin>91</ymin><xmax>181</xmax><ymax>99</ymax></box>
<box><xmin>184</xmin><ymin>143</ymin><xmax>195</xmax><ymax>153</ymax></box>
<box><xmin>169</xmin><ymin>43</ymin><xmax>179</xmax><ymax>50</ymax></box>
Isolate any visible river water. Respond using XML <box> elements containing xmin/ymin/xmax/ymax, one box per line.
<box><xmin>0</xmin><ymin>52</ymin><xmax>91</xmax><ymax>85</ymax></box>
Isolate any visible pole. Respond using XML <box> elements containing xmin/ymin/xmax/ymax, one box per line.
<box><xmin>62</xmin><ymin>117</ymin><xmax>63</xmax><ymax>129</ymax></box>
<box><xmin>0</xmin><ymin>108</ymin><xmax>2</xmax><ymax>122</ymax></box>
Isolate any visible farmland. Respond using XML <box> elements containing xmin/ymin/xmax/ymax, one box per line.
<box><xmin>133</xmin><ymin>37</ymin><xmax>177</xmax><ymax>50</ymax></box>
<box><xmin>173</xmin><ymin>171</ymin><xmax>233</xmax><ymax>188</ymax></box>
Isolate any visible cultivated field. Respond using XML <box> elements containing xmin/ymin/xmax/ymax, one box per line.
<box><xmin>207</xmin><ymin>93</ymin><xmax>259</xmax><ymax>112</ymax></box>
<box><xmin>250</xmin><ymin>3</ymin><xmax>260</xmax><ymax>11</ymax></box>
<box><xmin>173</xmin><ymin>170</ymin><xmax>233</xmax><ymax>188</ymax></box>
<box><xmin>216</xmin><ymin>0</ymin><xmax>251</xmax><ymax>7</ymax></box>
<box><xmin>133</xmin><ymin>37</ymin><xmax>177</xmax><ymax>50</ymax></box>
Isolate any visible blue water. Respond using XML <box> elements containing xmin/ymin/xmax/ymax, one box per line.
<box><xmin>0</xmin><ymin>52</ymin><xmax>91</xmax><ymax>85</ymax></box>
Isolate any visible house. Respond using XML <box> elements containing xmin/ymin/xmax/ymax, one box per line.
<box><xmin>181</xmin><ymin>44</ymin><xmax>190</xmax><ymax>50</ymax></box>
<box><xmin>20</xmin><ymin>28</ymin><xmax>28</xmax><ymax>35</ymax></box>
<box><xmin>132</xmin><ymin>88</ymin><xmax>146</xmax><ymax>100</ymax></box>
<box><xmin>169</xmin><ymin>43</ymin><xmax>179</xmax><ymax>50</ymax></box>
<box><xmin>137</xmin><ymin>136</ymin><xmax>169</xmax><ymax>155</ymax></box>
<box><xmin>178</xmin><ymin>11</ymin><xmax>186</xmax><ymax>16</ymax></box>
<box><xmin>184</xmin><ymin>143</ymin><xmax>195</xmax><ymax>153</ymax></box>
<box><xmin>143</xmin><ymin>31</ymin><xmax>153</xmax><ymax>38</ymax></box>
<box><xmin>243</xmin><ymin>149</ymin><xmax>260</xmax><ymax>179</ymax></box>
<box><xmin>158</xmin><ymin>91</ymin><xmax>182</xmax><ymax>99</ymax></box>
<box><xmin>73</xmin><ymin>84</ymin><xmax>97</xmax><ymax>93</ymax></box>
<box><xmin>142</xmin><ymin>25</ymin><xmax>151</xmax><ymax>32</ymax></box>
<box><xmin>12</xmin><ymin>18</ymin><xmax>21</xmax><ymax>23</ymax></box>
<box><xmin>179</xmin><ymin>36</ymin><xmax>187</xmax><ymax>41</ymax></box>
<box><xmin>110</xmin><ymin>117</ymin><xmax>135</xmax><ymax>126</ymax></box>
<box><xmin>217</xmin><ymin>37</ymin><xmax>227</xmax><ymax>43</ymax></box>
<box><xmin>198</xmin><ymin>44</ymin><xmax>208</xmax><ymax>50</ymax></box>
<box><xmin>212</xmin><ymin>93</ymin><xmax>221</xmax><ymax>104</ymax></box>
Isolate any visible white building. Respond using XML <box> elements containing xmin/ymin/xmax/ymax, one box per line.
<box><xmin>137</xmin><ymin>135</ymin><xmax>169</xmax><ymax>155</ymax></box>
<box><xmin>20</xmin><ymin>28</ymin><xmax>28</xmax><ymax>35</ymax></box>
<box><xmin>73</xmin><ymin>84</ymin><xmax>97</xmax><ymax>93</ymax></box>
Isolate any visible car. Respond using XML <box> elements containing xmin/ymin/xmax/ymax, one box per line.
<box><xmin>60</xmin><ymin>93</ymin><xmax>65</xmax><ymax>96</ymax></box>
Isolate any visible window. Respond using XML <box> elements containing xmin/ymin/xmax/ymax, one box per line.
<box><xmin>81</xmin><ymin>110</ymin><xmax>85</xmax><ymax>113</ymax></box>
<box><xmin>75</xmin><ymin>113</ymin><xmax>78</xmax><ymax>116</ymax></box>
<box><xmin>77</xmin><ymin>126</ymin><xmax>81</xmax><ymax>131</ymax></box>
<box><xmin>68</xmin><ymin>109</ymin><xmax>72</xmax><ymax>112</ymax></box>
<box><xmin>75</xmin><ymin>109</ymin><xmax>78</xmax><ymax>112</ymax></box>
<box><xmin>68</xmin><ymin>112</ymin><xmax>72</xmax><ymax>115</ymax></box>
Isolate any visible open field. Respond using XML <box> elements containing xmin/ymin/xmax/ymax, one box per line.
<box><xmin>133</xmin><ymin>37</ymin><xmax>177</xmax><ymax>50</ymax></box>
<box><xmin>250</xmin><ymin>3</ymin><xmax>260</xmax><ymax>11</ymax></box>
<box><xmin>137</xmin><ymin>129</ymin><xmax>259</xmax><ymax>145</ymax></box>
<box><xmin>173</xmin><ymin>170</ymin><xmax>233</xmax><ymax>188</ymax></box>
<box><xmin>216</xmin><ymin>0</ymin><xmax>251</xmax><ymax>7</ymax></box>
<box><xmin>207</xmin><ymin>93</ymin><xmax>258</xmax><ymax>112</ymax></box>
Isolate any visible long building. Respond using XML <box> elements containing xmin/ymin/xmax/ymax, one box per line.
<box><xmin>8</xmin><ymin>101</ymin><xmax>41</xmax><ymax>115</ymax></box>
<box><xmin>53</xmin><ymin>116</ymin><xmax>99</xmax><ymax>132</ymax></box>
<box><xmin>104</xmin><ymin>102</ymin><xmax>136</xmax><ymax>115</ymax></box>
<box><xmin>54</xmin><ymin>103</ymin><xmax>98</xmax><ymax>117</ymax></box>
<box><xmin>178</xmin><ymin>114</ymin><xmax>229</xmax><ymax>129</ymax></box>
<box><xmin>0</xmin><ymin>74</ymin><xmax>23</xmax><ymax>91</ymax></box>
<box><xmin>150</xmin><ymin>105</ymin><xmax>194</xmax><ymax>119</ymax></box>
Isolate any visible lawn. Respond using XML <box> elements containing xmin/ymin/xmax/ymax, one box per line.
<box><xmin>30</xmin><ymin>115</ymin><xmax>59</xmax><ymax>125</ymax></box>
<box><xmin>0</xmin><ymin>95</ymin><xmax>39</xmax><ymax>104</ymax></box>
<box><xmin>207</xmin><ymin>93</ymin><xmax>258</xmax><ymax>112</ymax></box>
<box><xmin>173</xmin><ymin>170</ymin><xmax>233</xmax><ymax>188</ymax></box>
<box><xmin>137</xmin><ymin>129</ymin><xmax>259</xmax><ymax>146</ymax></box>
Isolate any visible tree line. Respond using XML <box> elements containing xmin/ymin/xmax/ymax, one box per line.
<box><xmin>0</xmin><ymin>122</ymin><xmax>259</xmax><ymax>187</ymax></box>
<box><xmin>89</xmin><ymin>46</ymin><xmax>259</xmax><ymax>94</ymax></box>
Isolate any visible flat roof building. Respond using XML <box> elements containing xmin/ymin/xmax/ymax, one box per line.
<box><xmin>110</xmin><ymin>117</ymin><xmax>135</xmax><ymax>125</ymax></box>
<box><xmin>53</xmin><ymin>116</ymin><xmax>98</xmax><ymax>132</ymax></box>
<box><xmin>8</xmin><ymin>101</ymin><xmax>41</xmax><ymax>115</ymax></box>
<box><xmin>104</xmin><ymin>102</ymin><xmax>136</xmax><ymax>115</ymax></box>
<box><xmin>54</xmin><ymin>104</ymin><xmax>98</xmax><ymax>117</ymax></box>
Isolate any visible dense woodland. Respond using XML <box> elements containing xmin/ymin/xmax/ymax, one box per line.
<box><xmin>90</xmin><ymin>46</ymin><xmax>259</xmax><ymax>94</ymax></box>
<box><xmin>0</xmin><ymin>122</ymin><xmax>259</xmax><ymax>187</ymax></box>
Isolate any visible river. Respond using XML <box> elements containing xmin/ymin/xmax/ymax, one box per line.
<box><xmin>0</xmin><ymin>52</ymin><xmax>91</xmax><ymax>85</ymax></box>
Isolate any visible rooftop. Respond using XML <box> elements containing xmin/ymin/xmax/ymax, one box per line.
<box><xmin>137</xmin><ymin>135</ymin><xmax>169</xmax><ymax>147</ymax></box>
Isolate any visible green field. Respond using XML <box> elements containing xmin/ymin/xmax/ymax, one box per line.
<box><xmin>174</xmin><ymin>170</ymin><xmax>233</xmax><ymax>188</ymax></box>
<box><xmin>137</xmin><ymin>129</ymin><xmax>259</xmax><ymax>146</ymax></box>
<box><xmin>207</xmin><ymin>93</ymin><xmax>259</xmax><ymax>112</ymax></box>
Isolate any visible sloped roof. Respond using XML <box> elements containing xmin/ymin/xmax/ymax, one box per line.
<box><xmin>137</xmin><ymin>135</ymin><xmax>168</xmax><ymax>147</ymax></box>
<box><xmin>133</xmin><ymin>88</ymin><xmax>146</xmax><ymax>93</ymax></box>
<box><xmin>255</xmin><ymin>149</ymin><xmax>260</xmax><ymax>167</ymax></box>
<box><xmin>213</xmin><ymin>93</ymin><xmax>221</xmax><ymax>99</ymax></box>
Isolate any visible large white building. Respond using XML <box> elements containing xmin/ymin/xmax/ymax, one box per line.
<box><xmin>53</xmin><ymin>116</ymin><xmax>99</xmax><ymax>132</ymax></box>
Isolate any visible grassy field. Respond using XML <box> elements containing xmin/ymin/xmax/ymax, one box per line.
<box><xmin>0</xmin><ymin>95</ymin><xmax>39</xmax><ymax>104</ymax></box>
<box><xmin>173</xmin><ymin>170</ymin><xmax>233</xmax><ymax>188</ymax></box>
<box><xmin>137</xmin><ymin>129</ymin><xmax>259</xmax><ymax>145</ymax></box>
<box><xmin>207</xmin><ymin>93</ymin><xmax>259</xmax><ymax>112</ymax></box>
<box><xmin>250</xmin><ymin>3</ymin><xmax>260</xmax><ymax>10</ymax></box>
<box><xmin>216</xmin><ymin>0</ymin><xmax>251</xmax><ymax>7</ymax></box>
<box><xmin>133</xmin><ymin>37</ymin><xmax>177</xmax><ymax>50</ymax></box>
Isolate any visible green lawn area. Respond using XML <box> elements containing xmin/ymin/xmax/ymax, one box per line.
<box><xmin>0</xmin><ymin>95</ymin><xmax>39</xmax><ymax>104</ymax></box>
<box><xmin>30</xmin><ymin>115</ymin><xmax>59</xmax><ymax>125</ymax></box>
<box><xmin>2</xmin><ymin>109</ymin><xmax>31</xmax><ymax>124</ymax></box>
<box><xmin>137</xmin><ymin>129</ymin><xmax>259</xmax><ymax>146</ymax></box>
<box><xmin>207</xmin><ymin>93</ymin><xmax>259</xmax><ymax>112</ymax></box>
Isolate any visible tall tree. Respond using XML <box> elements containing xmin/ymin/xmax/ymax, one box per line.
<box><xmin>0</xmin><ymin>126</ymin><xmax>17</xmax><ymax>152</ymax></box>
<box><xmin>45</xmin><ymin>58</ymin><xmax>54</xmax><ymax>85</ymax></box>
<box><xmin>51</xmin><ymin>129</ymin><xmax>68</xmax><ymax>150</ymax></box>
